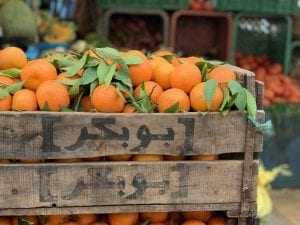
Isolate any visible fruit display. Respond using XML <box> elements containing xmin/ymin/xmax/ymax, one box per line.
<box><xmin>0</xmin><ymin>46</ymin><xmax>257</xmax><ymax>118</ymax></box>
<box><xmin>235</xmin><ymin>52</ymin><xmax>300</xmax><ymax>106</ymax></box>
<box><xmin>189</xmin><ymin>0</ymin><xmax>214</xmax><ymax>11</ymax></box>
<box><xmin>0</xmin><ymin>212</ymin><xmax>228</xmax><ymax>225</ymax></box>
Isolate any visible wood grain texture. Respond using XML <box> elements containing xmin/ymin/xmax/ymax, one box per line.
<box><xmin>255</xmin><ymin>81</ymin><xmax>264</xmax><ymax>110</ymax></box>
<box><xmin>0</xmin><ymin>161</ymin><xmax>258</xmax><ymax>210</ymax></box>
<box><xmin>0</xmin><ymin>111</ymin><xmax>264</xmax><ymax>160</ymax></box>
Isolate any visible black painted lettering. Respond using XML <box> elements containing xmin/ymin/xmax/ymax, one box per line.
<box><xmin>171</xmin><ymin>163</ymin><xmax>189</xmax><ymax>199</ymax></box>
<box><xmin>41</xmin><ymin>116</ymin><xmax>62</xmax><ymax>153</ymax></box>
<box><xmin>39</xmin><ymin>168</ymin><xmax>58</xmax><ymax>202</ymax></box>
<box><xmin>177</xmin><ymin>118</ymin><xmax>195</xmax><ymax>154</ymax></box>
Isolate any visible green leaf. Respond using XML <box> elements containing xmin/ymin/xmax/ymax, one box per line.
<box><xmin>204</xmin><ymin>79</ymin><xmax>218</xmax><ymax>109</ymax></box>
<box><xmin>0</xmin><ymin>88</ymin><xmax>10</xmax><ymax>99</ymax></box>
<box><xmin>97</xmin><ymin>59</ymin><xmax>110</xmax><ymax>84</ymax></box>
<box><xmin>202</xmin><ymin>63</ymin><xmax>208</xmax><ymax>81</ymax></box>
<box><xmin>90</xmin><ymin>80</ymin><xmax>98</xmax><ymax>96</ymax></box>
<box><xmin>73</xmin><ymin>90</ymin><xmax>85</xmax><ymax>112</ymax></box>
<box><xmin>221</xmin><ymin>108</ymin><xmax>230</xmax><ymax>116</ymax></box>
<box><xmin>220</xmin><ymin>86</ymin><xmax>230</xmax><ymax>111</ymax></box>
<box><xmin>161</xmin><ymin>54</ymin><xmax>175</xmax><ymax>63</ymax></box>
<box><xmin>95</xmin><ymin>47</ymin><xmax>121</xmax><ymax>60</ymax></box>
<box><xmin>60</xmin><ymin>106</ymin><xmax>74</xmax><ymax>112</ymax></box>
<box><xmin>81</xmin><ymin>66</ymin><xmax>97</xmax><ymax>85</ymax></box>
<box><xmin>198</xmin><ymin>111</ymin><xmax>208</xmax><ymax>117</ymax></box>
<box><xmin>245</xmin><ymin>89</ymin><xmax>257</xmax><ymax>117</ymax></box>
<box><xmin>7</xmin><ymin>81</ymin><xmax>24</xmax><ymax>94</ymax></box>
<box><xmin>69</xmin><ymin>84</ymin><xmax>80</xmax><ymax>96</ymax></box>
<box><xmin>141</xmin><ymin>221</ymin><xmax>149</xmax><ymax>225</ymax></box>
<box><xmin>164</xmin><ymin>102</ymin><xmax>179</xmax><ymax>113</ymax></box>
<box><xmin>54</xmin><ymin>56</ymin><xmax>75</xmax><ymax>67</ymax></box>
<box><xmin>42</xmin><ymin>102</ymin><xmax>51</xmax><ymax>111</ymax></box>
<box><xmin>204</xmin><ymin>60</ymin><xmax>225</xmax><ymax>66</ymax></box>
<box><xmin>115</xmin><ymin>70</ymin><xmax>132</xmax><ymax>87</ymax></box>
<box><xmin>0</xmin><ymin>68</ymin><xmax>21</xmax><ymax>78</ymax></box>
<box><xmin>114</xmin><ymin>82</ymin><xmax>134</xmax><ymax>100</ymax></box>
<box><xmin>58</xmin><ymin>78</ymin><xmax>81</xmax><ymax>86</ymax></box>
<box><xmin>122</xmin><ymin>55</ymin><xmax>143</xmax><ymax>65</ymax></box>
<box><xmin>228</xmin><ymin>80</ymin><xmax>243</xmax><ymax>95</ymax></box>
<box><xmin>103</xmin><ymin>63</ymin><xmax>116</xmax><ymax>87</ymax></box>
<box><xmin>235</xmin><ymin>89</ymin><xmax>247</xmax><ymax>112</ymax></box>
<box><xmin>115</xmin><ymin>57</ymin><xmax>130</xmax><ymax>74</ymax></box>
<box><xmin>63</xmin><ymin>53</ymin><xmax>88</xmax><ymax>77</ymax></box>
<box><xmin>19</xmin><ymin>216</ymin><xmax>34</xmax><ymax>225</ymax></box>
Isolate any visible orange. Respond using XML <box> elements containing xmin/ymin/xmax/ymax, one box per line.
<box><xmin>149</xmin><ymin>56</ymin><xmax>169</xmax><ymax>70</ymax></box>
<box><xmin>164</xmin><ymin>155</ymin><xmax>186</xmax><ymax>160</ymax></box>
<box><xmin>107</xmin><ymin>213</ymin><xmax>138</xmax><ymax>225</ymax></box>
<box><xmin>122</xmin><ymin>104</ymin><xmax>136</xmax><ymax>113</ymax></box>
<box><xmin>91</xmin><ymin>84</ymin><xmax>125</xmax><ymax>113</ymax></box>
<box><xmin>191</xmin><ymin>155</ymin><xmax>219</xmax><ymax>160</ymax></box>
<box><xmin>149</xmin><ymin>223</ymin><xmax>165</xmax><ymax>225</ymax></box>
<box><xmin>60</xmin><ymin>222</ymin><xmax>79</xmax><ymax>225</ymax></box>
<box><xmin>12</xmin><ymin>89</ymin><xmax>37</xmax><ymax>111</ymax></box>
<box><xmin>11</xmin><ymin>217</ymin><xmax>18</xmax><ymax>225</ymax></box>
<box><xmin>80</xmin><ymin>95</ymin><xmax>93</xmax><ymax>112</ymax></box>
<box><xmin>24</xmin><ymin>216</ymin><xmax>39</xmax><ymax>225</ymax></box>
<box><xmin>0</xmin><ymin>76</ymin><xmax>15</xmax><ymax>86</ymax></box>
<box><xmin>74</xmin><ymin>214</ymin><xmax>98</xmax><ymax>225</ymax></box>
<box><xmin>21</xmin><ymin>59</ymin><xmax>58</xmax><ymax>91</ymax></box>
<box><xmin>207</xmin><ymin>66</ymin><xmax>236</xmax><ymax>84</ymax></box>
<box><xmin>190</xmin><ymin>82</ymin><xmax>223</xmax><ymax>112</ymax></box>
<box><xmin>0</xmin><ymin>217</ymin><xmax>11</xmax><ymax>225</ymax></box>
<box><xmin>90</xmin><ymin>223</ymin><xmax>108</xmax><ymax>225</ymax></box>
<box><xmin>106</xmin><ymin>154</ymin><xmax>132</xmax><ymax>161</ymax></box>
<box><xmin>41</xmin><ymin>215</ymin><xmax>69</xmax><ymax>225</ymax></box>
<box><xmin>154</xmin><ymin>50</ymin><xmax>173</xmax><ymax>57</ymax></box>
<box><xmin>0</xmin><ymin>46</ymin><xmax>27</xmax><ymax>69</ymax></box>
<box><xmin>36</xmin><ymin>80</ymin><xmax>70</xmax><ymax>111</ymax></box>
<box><xmin>55</xmin><ymin>158</ymin><xmax>82</xmax><ymax>163</ymax></box>
<box><xmin>125</xmin><ymin>50</ymin><xmax>152</xmax><ymax>87</ymax></box>
<box><xmin>140</xmin><ymin>212</ymin><xmax>168</xmax><ymax>223</ymax></box>
<box><xmin>0</xmin><ymin>94</ymin><xmax>11</xmax><ymax>111</ymax></box>
<box><xmin>179</xmin><ymin>57</ymin><xmax>203</xmax><ymax>64</ymax></box>
<box><xmin>0</xmin><ymin>159</ymin><xmax>10</xmax><ymax>163</ymax></box>
<box><xmin>83</xmin><ymin>157</ymin><xmax>103</xmax><ymax>161</ymax></box>
<box><xmin>168</xmin><ymin>212</ymin><xmax>184</xmax><ymax>224</ymax></box>
<box><xmin>182</xmin><ymin>220</ymin><xmax>205</xmax><ymax>225</ymax></box>
<box><xmin>170</xmin><ymin>63</ymin><xmax>202</xmax><ymax>93</ymax></box>
<box><xmin>207</xmin><ymin>217</ymin><xmax>227</xmax><ymax>225</ymax></box>
<box><xmin>157</xmin><ymin>88</ymin><xmax>190</xmax><ymax>113</ymax></box>
<box><xmin>134</xmin><ymin>81</ymin><xmax>163</xmax><ymax>104</ymax></box>
<box><xmin>131</xmin><ymin>154</ymin><xmax>163</xmax><ymax>161</ymax></box>
<box><xmin>56</xmin><ymin>72</ymin><xmax>80</xmax><ymax>92</ymax></box>
<box><xmin>19</xmin><ymin>159</ymin><xmax>42</xmax><ymax>163</ymax></box>
<box><xmin>182</xmin><ymin>211</ymin><xmax>212</xmax><ymax>222</ymax></box>
<box><xmin>151</xmin><ymin>61</ymin><xmax>175</xmax><ymax>90</ymax></box>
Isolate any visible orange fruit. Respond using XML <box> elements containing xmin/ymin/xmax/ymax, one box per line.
<box><xmin>157</xmin><ymin>88</ymin><xmax>190</xmax><ymax>113</ymax></box>
<box><xmin>0</xmin><ymin>94</ymin><xmax>11</xmax><ymax>111</ymax></box>
<box><xmin>21</xmin><ymin>59</ymin><xmax>58</xmax><ymax>91</ymax></box>
<box><xmin>164</xmin><ymin>155</ymin><xmax>186</xmax><ymax>160</ymax></box>
<box><xmin>55</xmin><ymin>158</ymin><xmax>82</xmax><ymax>163</ymax></box>
<box><xmin>91</xmin><ymin>84</ymin><xmax>125</xmax><ymax>113</ymax></box>
<box><xmin>83</xmin><ymin>157</ymin><xmax>103</xmax><ymax>161</ymax></box>
<box><xmin>131</xmin><ymin>154</ymin><xmax>163</xmax><ymax>161</ymax></box>
<box><xmin>122</xmin><ymin>104</ymin><xmax>136</xmax><ymax>113</ymax></box>
<box><xmin>207</xmin><ymin>66</ymin><xmax>236</xmax><ymax>84</ymax></box>
<box><xmin>0</xmin><ymin>217</ymin><xmax>11</xmax><ymax>225</ymax></box>
<box><xmin>11</xmin><ymin>217</ymin><xmax>18</xmax><ymax>225</ymax></box>
<box><xmin>168</xmin><ymin>212</ymin><xmax>184</xmax><ymax>224</ymax></box>
<box><xmin>19</xmin><ymin>159</ymin><xmax>42</xmax><ymax>163</ymax></box>
<box><xmin>80</xmin><ymin>95</ymin><xmax>93</xmax><ymax>112</ymax></box>
<box><xmin>179</xmin><ymin>57</ymin><xmax>203</xmax><ymax>64</ymax></box>
<box><xmin>149</xmin><ymin>223</ymin><xmax>165</xmax><ymax>225</ymax></box>
<box><xmin>154</xmin><ymin>50</ymin><xmax>173</xmax><ymax>57</ymax></box>
<box><xmin>57</xmin><ymin>72</ymin><xmax>80</xmax><ymax>92</ymax></box>
<box><xmin>170</xmin><ymin>63</ymin><xmax>201</xmax><ymax>93</ymax></box>
<box><xmin>74</xmin><ymin>214</ymin><xmax>98</xmax><ymax>225</ymax></box>
<box><xmin>191</xmin><ymin>155</ymin><xmax>219</xmax><ymax>160</ymax></box>
<box><xmin>152</xmin><ymin>61</ymin><xmax>175</xmax><ymax>90</ymax></box>
<box><xmin>140</xmin><ymin>212</ymin><xmax>168</xmax><ymax>223</ymax></box>
<box><xmin>0</xmin><ymin>76</ymin><xmax>15</xmax><ymax>85</ymax></box>
<box><xmin>36</xmin><ymin>80</ymin><xmax>70</xmax><ymax>111</ymax></box>
<box><xmin>12</xmin><ymin>89</ymin><xmax>37</xmax><ymax>111</ymax></box>
<box><xmin>134</xmin><ymin>81</ymin><xmax>163</xmax><ymax>104</ymax></box>
<box><xmin>125</xmin><ymin>50</ymin><xmax>152</xmax><ymax>87</ymax></box>
<box><xmin>41</xmin><ymin>215</ymin><xmax>69</xmax><ymax>225</ymax></box>
<box><xmin>0</xmin><ymin>46</ymin><xmax>27</xmax><ymax>69</ymax></box>
<box><xmin>182</xmin><ymin>220</ymin><xmax>205</xmax><ymax>225</ymax></box>
<box><xmin>0</xmin><ymin>159</ymin><xmax>10</xmax><ymax>163</ymax></box>
<box><xmin>60</xmin><ymin>222</ymin><xmax>79</xmax><ymax>225</ymax></box>
<box><xmin>24</xmin><ymin>216</ymin><xmax>39</xmax><ymax>225</ymax></box>
<box><xmin>90</xmin><ymin>223</ymin><xmax>108</xmax><ymax>225</ymax></box>
<box><xmin>106</xmin><ymin>154</ymin><xmax>132</xmax><ymax>161</ymax></box>
<box><xmin>207</xmin><ymin>217</ymin><xmax>227</xmax><ymax>225</ymax></box>
<box><xmin>107</xmin><ymin>213</ymin><xmax>138</xmax><ymax>225</ymax></box>
<box><xmin>149</xmin><ymin>56</ymin><xmax>169</xmax><ymax>70</ymax></box>
<box><xmin>190</xmin><ymin>82</ymin><xmax>223</xmax><ymax>112</ymax></box>
<box><xmin>182</xmin><ymin>211</ymin><xmax>212</xmax><ymax>222</ymax></box>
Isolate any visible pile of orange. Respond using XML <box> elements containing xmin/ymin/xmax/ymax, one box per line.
<box><xmin>0</xmin><ymin>46</ymin><xmax>237</xmax><ymax>113</ymax></box>
<box><xmin>0</xmin><ymin>211</ymin><xmax>227</xmax><ymax>225</ymax></box>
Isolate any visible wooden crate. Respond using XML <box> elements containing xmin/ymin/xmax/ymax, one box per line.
<box><xmin>0</xmin><ymin>66</ymin><xmax>264</xmax><ymax>222</ymax></box>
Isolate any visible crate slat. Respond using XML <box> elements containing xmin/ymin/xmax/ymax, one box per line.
<box><xmin>0</xmin><ymin>161</ymin><xmax>258</xmax><ymax>211</ymax></box>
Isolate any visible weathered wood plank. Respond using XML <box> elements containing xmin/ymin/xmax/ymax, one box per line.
<box><xmin>0</xmin><ymin>111</ymin><xmax>264</xmax><ymax>160</ymax></box>
<box><xmin>255</xmin><ymin>80</ymin><xmax>264</xmax><ymax>110</ymax></box>
<box><xmin>0</xmin><ymin>202</ymin><xmax>257</xmax><ymax>216</ymax></box>
<box><xmin>0</xmin><ymin>161</ymin><xmax>258</xmax><ymax>209</ymax></box>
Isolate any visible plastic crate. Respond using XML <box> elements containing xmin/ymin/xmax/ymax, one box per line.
<box><xmin>169</xmin><ymin>10</ymin><xmax>232</xmax><ymax>61</ymax></box>
<box><xmin>97</xmin><ymin>0</ymin><xmax>189</xmax><ymax>10</ymax></box>
<box><xmin>215</xmin><ymin>0</ymin><xmax>297</xmax><ymax>15</ymax></box>
<box><xmin>101</xmin><ymin>9</ymin><xmax>169</xmax><ymax>52</ymax></box>
<box><xmin>232</xmin><ymin>14</ymin><xmax>292</xmax><ymax>74</ymax></box>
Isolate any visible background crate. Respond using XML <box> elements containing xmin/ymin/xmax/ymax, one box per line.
<box><xmin>260</xmin><ymin>104</ymin><xmax>300</xmax><ymax>188</ymax></box>
<box><xmin>101</xmin><ymin>9</ymin><xmax>169</xmax><ymax>52</ymax></box>
<box><xmin>169</xmin><ymin>10</ymin><xmax>232</xmax><ymax>61</ymax></box>
<box><xmin>214</xmin><ymin>0</ymin><xmax>297</xmax><ymax>15</ymax></box>
<box><xmin>232</xmin><ymin>14</ymin><xmax>292</xmax><ymax>74</ymax></box>
<box><xmin>97</xmin><ymin>0</ymin><xmax>189</xmax><ymax>10</ymax></box>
